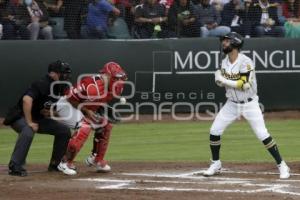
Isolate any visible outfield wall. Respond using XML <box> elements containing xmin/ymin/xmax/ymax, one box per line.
<box><xmin>0</xmin><ymin>38</ymin><xmax>300</xmax><ymax>115</ymax></box>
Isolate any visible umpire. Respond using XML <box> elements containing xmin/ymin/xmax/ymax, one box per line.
<box><xmin>3</xmin><ymin>60</ymin><xmax>72</xmax><ymax>177</ymax></box>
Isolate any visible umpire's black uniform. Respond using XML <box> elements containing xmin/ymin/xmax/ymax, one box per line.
<box><xmin>4</xmin><ymin>61</ymin><xmax>72</xmax><ymax>177</ymax></box>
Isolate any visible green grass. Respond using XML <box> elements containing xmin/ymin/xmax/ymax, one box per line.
<box><xmin>0</xmin><ymin>119</ymin><xmax>299</xmax><ymax>164</ymax></box>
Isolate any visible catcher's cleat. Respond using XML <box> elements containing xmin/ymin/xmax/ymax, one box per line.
<box><xmin>96</xmin><ymin>160</ymin><xmax>111</xmax><ymax>173</ymax></box>
<box><xmin>85</xmin><ymin>154</ymin><xmax>96</xmax><ymax>167</ymax></box>
<box><xmin>68</xmin><ymin>162</ymin><xmax>77</xmax><ymax>171</ymax></box>
<box><xmin>57</xmin><ymin>161</ymin><xmax>77</xmax><ymax>175</ymax></box>
<box><xmin>203</xmin><ymin>160</ymin><xmax>222</xmax><ymax>176</ymax></box>
<box><xmin>278</xmin><ymin>161</ymin><xmax>290</xmax><ymax>179</ymax></box>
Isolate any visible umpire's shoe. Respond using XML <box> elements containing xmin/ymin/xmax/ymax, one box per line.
<box><xmin>48</xmin><ymin>164</ymin><xmax>60</xmax><ymax>172</ymax></box>
<box><xmin>8</xmin><ymin>164</ymin><xmax>28</xmax><ymax>177</ymax></box>
<box><xmin>57</xmin><ymin>161</ymin><xmax>77</xmax><ymax>175</ymax></box>
<box><xmin>278</xmin><ymin>161</ymin><xmax>290</xmax><ymax>179</ymax></box>
<box><xmin>203</xmin><ymin>160</ymin><xmax>222</xmax><ymax>176</ymax></box>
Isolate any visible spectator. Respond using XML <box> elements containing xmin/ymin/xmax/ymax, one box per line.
<box><xmin>134</xmin><ymin>0</ymin><xmax>168</xmax><ymax>38</ymax></box>
<box><xmin>243</xmin><ymin>0</ymin><xmax>253</xmax><ymax>37</ymax></box>
<box><xmin>84</xmin><ymin>0</ymin><xmax>120</xmax><ymax>39</ymax></box>
<box><xmin>26</xmin><ymin>0</ymin><xmax>53</xmax><ymax>39</ymax></box>
<box><xmin>282</xmin><ymin>0</ymin><xmax>300</xmax><ymax>37</ymax></box>
<box><xmin>64</xmin><ymin>0</ymin><xmax>87</xmax><ymax>39</ymax></box>
<box><xmin>221</xmin><ymin>0</ymin><xmax>252</xmax><ymax>36</ymax></box>
<box><xmin>210</xmin><ymin>0</ymin><xmax>226</xmax><ymax>12</ymax></box>
<box><xmin>43</xmin><ymin>0</ymin><xmax>64</xmax><ymax>17</ymax></box>
<box><xmin>168</xmin><ymin>0</ymin><xmax>199</xmax><ymax>37</ymax></box>
<box><xmin>131</xmin><ymin>0</ymin><xmax>146</xmax><ymax>13</ymax></box>
<box><xmin>130</xmin><ymin>0</ymin><xmax>144</xmax><ymax>35</ymax></box>
<box><xmin>159</xmin><ymin>0</ymin><xmax>174</xmax><ymax>11</ymax></box>
<box><xmin>282</xmin><ymin>0</ymin><xmax>300</xmax><ymax>18</ymax></box>
<box><xmin>210</xmin><ymin>0</ymin><xmax>230</xmax><ymax>7</ymax></box>
<box><xmin>5</xmin><ymin>0</ymin><xmax>53</xmax><ymax>40</ymax></box>
<box><xmin>249</xmin><ymin>0</ymin><xmax>285</xmax><ymax>37</ymax></box>
<box><xmin>0</xmin><ymin>23</ymin><xmax>2</xmax><ymax>39</ymax></box>
<box><xmin>0</xmin><ymin>0</ymin><xmax>7</xmax><ymax>39</ymax></box>
<box><xmin>114</xmin><ymin>0</ymin><xmax>134</xmax><ymax>31</ymax></box>
<box><xmin>3</xmin><ymin>0</ymin><xmax>30</xmax><ymax>39</ymax></box>
<box><xmin>196</xmin><ymin>0</ymin><xmax>231</xmax><ymax>37</ymax></box>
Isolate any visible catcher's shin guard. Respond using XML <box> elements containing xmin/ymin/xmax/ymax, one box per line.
<box><xmin>91</xmin><ymin>127</ymin><xmax>103</xmax><ymax>155</ymax></box>
<box><xmin>94</xmin><ymin>123</ymin><xmax>113</xmax><ymax>162</ymax></box>
<box><xmin>65</xmin><ymin>120</ymin><xmax>92</xmax><ymax>162</ymax></box>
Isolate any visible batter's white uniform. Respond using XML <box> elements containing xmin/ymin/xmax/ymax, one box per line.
<box><xmin>210</xmin><ymin>53</ymin><xmax>270</xmax><ymax>141</ymax></box>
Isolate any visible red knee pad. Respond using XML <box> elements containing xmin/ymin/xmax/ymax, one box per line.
<box><xmin>94</xmin><ymin>123</ymin><xmax>113</xmax><ymax>162</ymax></box>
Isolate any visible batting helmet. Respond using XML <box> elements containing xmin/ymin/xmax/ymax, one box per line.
<box><xmin>220</xmin><ymin>32</ymin><xmax>244</xmax><ymax>49</ymax></box>
<box><xmin>100</xmin><ymin>62</ymin><xmax>127</xmax><ymax>81</ymax></box>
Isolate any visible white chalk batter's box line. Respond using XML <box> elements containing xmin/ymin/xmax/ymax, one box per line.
<box><xmin>75</xmin><ymin>169</ymin><xmax>300</xmax><ymax>196</ymax></box>
<box><xmin>122</xmin><ymin>168</ymin><xmax>300</xmax><ymax>178</ymax></box>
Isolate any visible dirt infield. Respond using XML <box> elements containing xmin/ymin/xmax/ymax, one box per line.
<box><xmin>1</xmin><ymin>162</ymin><xmax>300</xmax><ymax>200</ymax></box>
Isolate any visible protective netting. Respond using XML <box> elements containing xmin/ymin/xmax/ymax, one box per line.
<box><xmin>0</xmin><ymin>0</ymin><xmax>299</xmax><ymax>40</ymax></box>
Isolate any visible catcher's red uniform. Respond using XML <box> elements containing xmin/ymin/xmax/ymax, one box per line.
<box><xmin>67</xmin><ymin>75</ymin><xmax>120</xmax><ymax>109</ymax></box>
<box><xmin>63</xmin><ymin>62</ymin><xmax>127</xmax><ymax>167</ymax></box>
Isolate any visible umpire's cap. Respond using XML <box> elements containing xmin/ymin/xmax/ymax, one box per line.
<box><xmin>220</xmin><ymin>32</ymin><xmax>244</xmax><ymax>49</ymax></box>
<box><xmin>48</xmin><ymin>60</ymin><xmax>71</xmax><ymax>74</ymax></box>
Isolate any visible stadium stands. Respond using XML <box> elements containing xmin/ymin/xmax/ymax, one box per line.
<box><xmin>0</xmin><ymin>0</ymin><xmax>299</xmax><ymax>39</ymax></box>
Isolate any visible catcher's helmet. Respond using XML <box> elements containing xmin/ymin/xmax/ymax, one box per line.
<box><xmin>220</xmin><ymin>32</ymin><xmax>244</xmax><ymax>49</ymax></box>
<box><xmin>100</xmin><ymin>62</ymin><xmax>127</xmax><ymax>81</ymax></box>
<box><xmin>99</xmin><ymin>62</ymin><xmax>127</xmax><ymax>97</ymax></box>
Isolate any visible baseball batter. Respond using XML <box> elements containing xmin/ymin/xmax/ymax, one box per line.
<box><xmin>203</xmin><ymin>32</ymin><xmax>290</xmax><ymax>179</ymax></box>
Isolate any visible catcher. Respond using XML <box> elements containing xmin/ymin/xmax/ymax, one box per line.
<box><xmin>53</xmin><ymin>62</ymin><xmax>127</xmax><ymax>175</ymax></box>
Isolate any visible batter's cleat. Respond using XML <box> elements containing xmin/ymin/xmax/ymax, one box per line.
<box><xmin>57</xmin><ymin>161</ymin><xmax>77</xmax><ymax>175</ymax></box>
<box><xmin>203</xmin><ymin>160</ymin><xmax>222</xmax><ymax>176</ymax></box>
<box><xmin>278</xmin><ymin>161</ymin><xmax>290</xmax><ymax>179</ymax></box>
<box><xmin>85</xmin><ymin>154</ymin><xmax>96</xmax><ymax>167</ymax></box>
<box><xmin>96</xmin><ymin>160</ymin><xmax>111</xmax><ymax>173</ymax></box>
